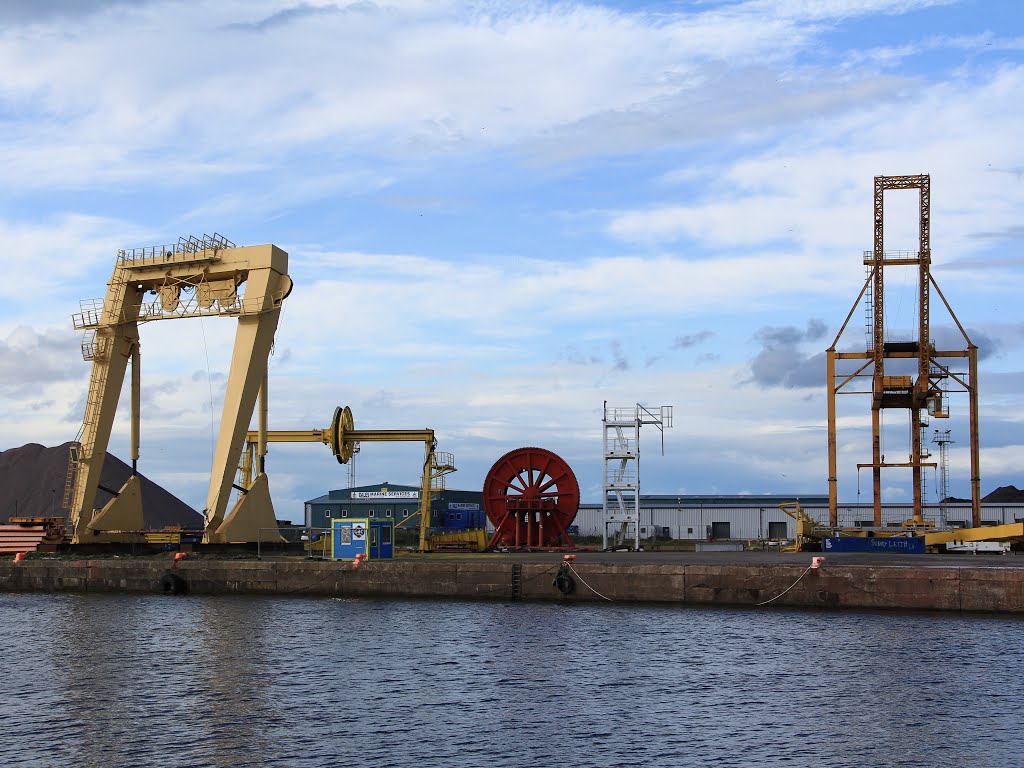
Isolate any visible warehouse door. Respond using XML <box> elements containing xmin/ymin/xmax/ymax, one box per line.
<box><xmin>767</xmin><ymin>521</ymin><xmax>787</xmax><ymax>540</ymax></box>
<box><xmin>710</xmin><ymin>521</ymin><xmax>731</xmax><ymax>540</ymax></box>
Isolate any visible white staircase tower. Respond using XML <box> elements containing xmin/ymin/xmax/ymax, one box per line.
<box><xmin>602</xmin><ymin>402</ymin><xmax>672</xmax><ymax>550</ymax></box>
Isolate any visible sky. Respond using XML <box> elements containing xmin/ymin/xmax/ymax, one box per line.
<box><xmin>1</xmin><ymin>0</ymin><xmax>1023</xmax><ymax>522</ymax></box>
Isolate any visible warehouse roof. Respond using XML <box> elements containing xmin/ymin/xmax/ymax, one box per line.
<box><xmin>307</xmin><ymin>482</ymin><xmax>479</xmax><ymax>505</ymax></box>
<box><xmin>580</xmin><ymin>494</ymin><xmax>829</xmax><ymax>508</ymax></box>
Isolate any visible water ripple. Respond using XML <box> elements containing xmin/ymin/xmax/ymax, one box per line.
<box><xmin>1</xmin><ymin>593</ymin><xmax>1022</xmax><ymax>767</ymax></box>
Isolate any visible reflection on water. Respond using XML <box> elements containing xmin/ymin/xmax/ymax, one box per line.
<box><xmin>1</xmin><ymin>593</ymin><xmax>1021</xmax><ymax>767</ymax></box>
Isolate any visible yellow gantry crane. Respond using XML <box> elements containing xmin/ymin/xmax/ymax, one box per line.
<box><xmin>65</xmin><ymin>235</ymin><xmax>292</xmax><ymax>544</ymax></box>
<box><xmin>237</xmin><ymin>406</ymin><xmax>456</xmax><ymax>552</ymax></box>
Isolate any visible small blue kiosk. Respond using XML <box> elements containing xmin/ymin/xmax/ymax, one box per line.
<box><xmin>330</xmin><ymin>518</ymin><xmax>394</xmax><ymax>561</ymax></box>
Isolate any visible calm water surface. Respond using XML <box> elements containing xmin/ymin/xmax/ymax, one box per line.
<box><xmin>1</xmin><ymin>592</ymin><xmax>1020</xmax><ymax>767</ymax></box>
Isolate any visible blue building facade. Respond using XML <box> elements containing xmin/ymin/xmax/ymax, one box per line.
<box><xmin>305</xmin><ymin>482</ymin><xmax>485</xmax><ymax>532</ymax></box>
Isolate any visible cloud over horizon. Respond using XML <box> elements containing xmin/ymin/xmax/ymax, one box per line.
<box><xmin>2</xmin><ymin>0</ymin><xmax>1023</xmax><ymax>516</ymax></box>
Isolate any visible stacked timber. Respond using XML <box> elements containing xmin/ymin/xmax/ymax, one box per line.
<box><xmin>0</xmin><ymin>519</ymin><xmax>65</xmax><ymax>554</ymax></box>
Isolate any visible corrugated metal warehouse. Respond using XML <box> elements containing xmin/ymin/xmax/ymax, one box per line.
<box><xmin>306</xmin><ymin>486</ymin><xmax>1024</xmax><ymax>542</ymax></box>
<box><xmin>573</xmin><ymin>495</ymin><xmax>1024</xmax><ymax>540</ymax></box>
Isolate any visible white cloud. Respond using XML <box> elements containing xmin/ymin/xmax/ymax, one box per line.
<box><xmin>2</xmin><ymin>0</ymin><xmax>1022</xmax><ymax>516</ymax></box>
<box><xmin>284</xmin><ymin>247</ymin><xmax>850</xmax><ymax>359</ymax></box>
<box><xmin>606</xmin><ymin>64</ymin><xmax>1024</xmax><ymax>299</ymax></box>
<box><xmin>0</xmin><ymin>215</ymin><xmax>148</xmax><ymax>313</ymax></box>
<box><xmin>0</xmin><ymin>0</ymin><xmax>943</xmax><ymax>191</ymax></box>
<box><xmin>0</xmin><ymin>326</ymin><xmax>82</xmax><ymax>394</ymax></box>
<box><xmin>746</xmin><ymin>0</ymin><xmax>956</xmax><ymax>21</ymax></box>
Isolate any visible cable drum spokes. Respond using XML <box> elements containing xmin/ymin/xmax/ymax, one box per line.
<box><xmin>483</xmin><ymin>447</ymin><xmax>580</xmax><ymax>550</ymax></box>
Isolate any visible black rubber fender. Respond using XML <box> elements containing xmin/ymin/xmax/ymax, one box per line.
<box><xmin>553</xmin><ymin>569</ymin><xmax>575</xmax><ymax>596</ymax></box>
<box><xmin>159</xmin><ymin>572</ymin><xmax>188</xmax><ymax>596</ymax></box>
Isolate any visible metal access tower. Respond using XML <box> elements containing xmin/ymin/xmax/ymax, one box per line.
<box><xmin>347</xmin><ymin>442</ymin><xmax>360</xmax><ymax>488</ymax></box>
<box><xmin>64</xmin><ymin>235</ymin><xmax>293</xmax><ymax>544</ymax></box>
<box><xmin>933</xmin><ymin>429</ymin><xmax>953</xmax><ymax>526</ymax></box>
<box><xmin>826</xmin><ymin>175</ymin><xmax>981</xmax><ymax>528</ymax></box>
<box><xmin>601</xmin><ymin>402</ymin><xmax>672</xmax><ymax>550</ymax></box>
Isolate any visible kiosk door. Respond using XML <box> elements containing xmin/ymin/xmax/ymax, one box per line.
<box><xmin>369</xmin><ymin>525</ymin><xmax>380</xmax><ymax>559</ymax></box>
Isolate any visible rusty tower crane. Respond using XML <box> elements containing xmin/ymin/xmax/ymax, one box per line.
<box><xmin>826</xmin><ymin>175</ymin><xmax>980</xmax><ymax>528</ymax></box>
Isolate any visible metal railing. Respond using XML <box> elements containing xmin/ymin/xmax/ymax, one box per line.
<box><xmin>256</xmin><ymin>527</ymin><xmax>333</xmax><ymax>560</ymax></box>
<box><xmin>117</xmin><ymin>233</ymin><xmax>235</xmax><ymax>265</ymax></box>
<box><xmin>72</xmin><ymin>288</ymin><xmax>286</xmax><ymax>329</ymax></box>
<box><xmin>862</xmin><ymin>249</ymin><xmax>920</xmax><ymax>262</ymax></box>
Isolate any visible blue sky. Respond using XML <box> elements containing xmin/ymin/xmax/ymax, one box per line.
<box><xmin>1</xmin><ymin>0</ymin><xmax>1022</xmax><ymax>521</ymax></box>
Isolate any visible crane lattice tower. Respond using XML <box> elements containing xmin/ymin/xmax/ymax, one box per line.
<box><xmin>826</xmin><ymin>175</ymin><xmax>980</xmax><ymax>528</ymax></box>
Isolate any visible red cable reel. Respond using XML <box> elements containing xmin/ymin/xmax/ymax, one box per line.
<box><xmin>483</xmin><ymin>447</ymin><xmax>580</xmax><ymax>549</ymax></box>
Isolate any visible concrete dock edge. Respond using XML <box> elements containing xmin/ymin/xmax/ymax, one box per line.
<box><xmin>2</xmin><ymin>558</ymin><xmax>1023</xmax><ymax>612</ymax></box>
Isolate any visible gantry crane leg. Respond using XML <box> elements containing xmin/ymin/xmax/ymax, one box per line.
<box><xmin>204</xmin><ymin>267</ymin><xmax>286</xmax><ymax>543</ymax></box>
<box><xmin>87</xmin><ymin>338</ymin><xmax>146</xmax><ymax>537</ymax></box>
<box><xmin>70</xmin><ymin>282</ymin><xmax>145</xmax><ymax>542</ymax></box>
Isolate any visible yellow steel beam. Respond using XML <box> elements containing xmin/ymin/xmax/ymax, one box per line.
<box><xmin>242</xmin><ymin>428</ymin><xmax>434</xmax><ymax>446</ymax></box>
<box><xmin>347</xmin><ymin>429</ymin><xmax>434</xmax><ymax>443</ymax></box>
<box><xmin>245</xmin><ymin>429</ymin><xmax>330</xmax><ymax>444</ymax></box>
<box><xmin>925</xmin><ymin>522</ymin><xmax>1024</xmax><ymax>547</ymax></box>
<box><xmin>205</xmin><ymin>249</ymin><xmax>291</xmax><ymax>542</ymax></box>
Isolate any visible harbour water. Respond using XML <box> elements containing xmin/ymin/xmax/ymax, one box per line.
<box><xmin>2</xmin><ymin>592</ymin><xmax>1021</xmax><ymax>767</ymax></box>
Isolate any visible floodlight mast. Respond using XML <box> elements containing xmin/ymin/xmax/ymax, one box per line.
<box><xmin>826</xmin><ymin>175</ymin><xmax>981</xmax><ymax>528</ymax></box>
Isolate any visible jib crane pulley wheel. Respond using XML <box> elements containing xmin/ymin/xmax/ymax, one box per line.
<box><xmin>329</xmin><ymin>405</ymin><xmax>356</xmax><ymax>463</ymax></box>
<box><xmin>483</xmin><ymin>447</ymin><xmax>579</xmax><ymax>549</ymax></box>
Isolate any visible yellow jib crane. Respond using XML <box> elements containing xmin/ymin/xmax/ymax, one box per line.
<box><xmin>778</xmin><ymin>502</ymin><xmax>823</xmax><ymax>552</ymax></box>
<box><xmin>778</xmin><ymin>502</ymin><xmax>1024</xmax><ymax>552</ymax></box>
<box><xmin>237</xmin><ymin>406</ymin><xmax>456</xmax><ymax>552</ymax></box>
